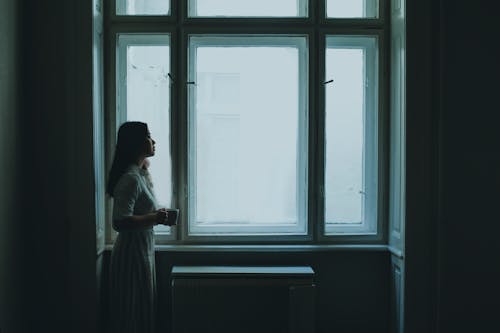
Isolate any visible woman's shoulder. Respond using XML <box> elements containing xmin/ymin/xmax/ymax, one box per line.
<box><xmin>119</xmin><ymin>164</ymin><xmax>145</xmax><ymax>179</ymax></box>
<box><xmin>119</xmin><ymin>169</ymin><xmax>141</xmax><ymax>181</ymax></box>
<box><xmin>114</xmin><ymin>168</ymin><xmax>142</xmax><ymax>193</ymax></box>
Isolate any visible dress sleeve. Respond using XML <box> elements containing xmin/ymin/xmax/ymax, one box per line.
<box><xmin>112</xmin><ymin>173</ymin><xmax>141</xmax><ymax>223</ymax></box>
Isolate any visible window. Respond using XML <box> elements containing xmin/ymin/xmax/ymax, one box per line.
<box><xmin>116</xmin><ymin>0</ymin><xmax>170</xmax><ymax>15</ymax></box>
<box><xmin>324</xmin><ymin>36</ymin><xmax>379</xmax><ymax>235</ymax></box>
<box><xmin>188</xmin><ymin>36</ymin><xmax>308</xmax><ymax>236</ymax></box>
<box><xmin>105</xmin><ymin>0</ymin><xmax>388</xmax><ymax>244</ymax></box>
<box><xmin>188</xmin><ymin>0</ymin><xmax>308</xmax><ymax>17</ymax></box>
<box><xmin>326</xmin><ymin>0</ymin><xmax>379</xmax><ymax>18</ymax></box>
<box><xmin>116</xmin><ymin>34</ymin><xmax>174</xmax><ymax>237</ymax></box>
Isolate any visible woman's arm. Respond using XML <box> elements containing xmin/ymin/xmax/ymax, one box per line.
<box><xmin>113</xmin><ymin>209</ymin><xmax>169</xmax><ymax>231</ymax></box>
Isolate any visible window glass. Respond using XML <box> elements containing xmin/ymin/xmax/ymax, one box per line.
<box><xmin>326</xmin><ymin>0</ymin><xmax>378</xmax><ymax>18</ymax></box>
<box><xmin>325</xmin><ymin>35</ymin><xmax>378</xmax><ymax>234</ymax></box>
<box><xmin>108</xmin><ymin>1</ymin><xmax>388</xmax><ymax>242</ymax></box>
<box><xmin>116</xmin><ymin>0</ymin><xmax>170</xmax><ymax>15</ymax></box>
<box><xmin>189</xmin><ymin>0</ymin><xmax>307</xmax><ymax>17</ymax></box>
<box><xmin>117</xmin><ymin>34</ymin><xmax>172</xmax><ymax>234</ymax></box>
<box><xmin>188</xmin><ymin>36</ymin><xmax>308</xmax><ymax>235</ymax></box>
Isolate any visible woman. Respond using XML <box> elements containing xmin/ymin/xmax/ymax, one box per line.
<box><xmin>106</xmin><ymin>121</ymin><xmax>171</xmax><ymax>333</ymax></box>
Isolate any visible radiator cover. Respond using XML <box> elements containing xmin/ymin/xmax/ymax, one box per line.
<box><xmin>171</xmin><ymin>266</ymin><xmax>315</xmax><ymax>333</ymax></box>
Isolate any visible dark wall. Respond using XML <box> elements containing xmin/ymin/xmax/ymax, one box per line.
<box><xmin>100</xmin><ymin>250</ymin><xmax>390</xmax><ymax>333</ymax></box>
<box><xmin>1</xmin><ymin>0</ymin><xmax>97</xmax><ymax>332</ymax></box>
<box><xmin>0</xmin><ymin>0</ymin><xmax>23</xmax><ymax>331</ymax></box>
<box><xmin>12</xmin><ymin>0</ymin><xmax>72</xmax><ymax>331</ymax></box>
<box><xmin>403</xmin><ymin>0</ymin><xmax>439</xmax><ymax>331</ymax></box>
<box><xmin>438</xmin><ymin>0</ymin><xmax>500</xmax><ymax>331</ymax></box>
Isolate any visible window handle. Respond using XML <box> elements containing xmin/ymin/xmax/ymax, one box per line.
<box><xmin>323</xmin><ymin>79</ymin><xmax>334</xmax><ymax>85</ymax></box>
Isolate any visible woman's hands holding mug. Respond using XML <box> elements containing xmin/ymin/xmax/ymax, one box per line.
<box><xmin>155</xmin><ymin>208</ymin><xmax>169</xmax><ymax>225</ymax></box>
<box><xmin>154</xmin><ymin>208</ymin><xmax>179</xmax><ymax>226</ymax></box>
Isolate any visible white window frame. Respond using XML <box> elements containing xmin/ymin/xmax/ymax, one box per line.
<box><xmin>113</xmin><ymin>33</ymin><xmax>176</xmax><ymax>243</ymax></box>
<box><xmin>185</xmin><ymin>35</ymin><xmax>309</xmax><ymax>239</ymax></box>
<box><xmin>323</xmin><ymin>35</ymin><xmax>379</xmax><ymax>236</ymax></box>
<box><xmin>104</xmin><ymin>0</ymin><xmax>389</xmax><ymax>245</ymax></box>
<box><xmin>116</xmin><ymin>33</ymin><xmax>171</xmax><ymax>126</ymax></box>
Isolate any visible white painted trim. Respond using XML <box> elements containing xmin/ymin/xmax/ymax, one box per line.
<box><xmin>105</xmin><ymin>243</ymin><xmax>392</xmax><ymax>252</ymax></box>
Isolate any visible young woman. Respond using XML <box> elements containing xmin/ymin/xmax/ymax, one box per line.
<box><xmin>106</xmin><ymin>121</ymin><xmax>172</xmax><ymax>333</ymax></box>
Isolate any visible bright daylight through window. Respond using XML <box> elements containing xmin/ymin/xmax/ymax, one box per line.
<box><xmin>108</xmin><ymin>0</ymin><xmax>386</xmax><ymax>243</ymax></box>
<box><xmin>188</xmin><ymin>36</ymin><xmax>308</xmax><ymax>236</ymax></box>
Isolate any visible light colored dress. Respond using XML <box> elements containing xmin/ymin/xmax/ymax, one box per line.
<box><xmin>109</xmin><ymin>164</ymin><xmax>158</xmax><ymax>333</ymax></box>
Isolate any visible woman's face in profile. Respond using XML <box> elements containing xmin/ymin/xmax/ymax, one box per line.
<box><xmin>143</xmin><ymin>130</ymin><xmax>156</xmax><ymax>157</ymax></box>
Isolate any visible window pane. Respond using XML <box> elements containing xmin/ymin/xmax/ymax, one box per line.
<box><xmin>116</xmin><ymin>0</ymin><xmax>170</xmax><ymax>15</ymax></box>
<box><xmin>189</xmin><ymin>36</ymin><xmax>308</xmax><ymax>235</ymax></box>
<box><xmin>325</xmin><ymin>36</ymin><xmax>378</xmax><ymax>234</ymax></box>
<box><xmin>326</xmin><ymin>0</ymin><xmax>378</xmax><ymax>18</ymax></box>
<box><xmin>117</xmin><ymin>34</ymin><xmax>172</xmax><ymax>234</ymax></box>
<box><xmin>189</xmin><ymin>0</ymin><xmax>307</xmax><ymax>17</ymax></box>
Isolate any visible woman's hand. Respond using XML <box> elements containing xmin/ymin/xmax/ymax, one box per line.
<box><xmin>155</xmin><ymin>208</ymin><xmax>169</xmax><ymax>225</ymax></box>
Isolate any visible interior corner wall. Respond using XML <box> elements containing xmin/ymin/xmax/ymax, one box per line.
<box><xmin>403</xmin><ymin>0</ymin><xmax>439</xmax><ymax>330</ymax></box>
<box><xmin>438</xmin><ymin>0</ymin><xmax>500</xmax><ymax>331</ymax></box>
<box><xmin>0</xmin><ymin>0</ymin><xmax>24</xmax><ymax>331</ymax></box>
<box><xmin>67</xmin><ymin>0</ymin><xmax>99</xmax><ymax>330</ymax></box>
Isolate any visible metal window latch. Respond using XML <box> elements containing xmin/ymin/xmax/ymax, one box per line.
<box><xmin>167</xmin><ymin>74</ymin><xmax>195</xmax><ymax>85</ymax></box>
<box><xmin>323</xmin><ymin>79</ymin><xmax>334</xmax><ymax>85</ymax></box>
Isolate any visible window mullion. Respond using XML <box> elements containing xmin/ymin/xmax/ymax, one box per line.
<box><xmin>169</xmin><ymin>23</ymin><xmax>183</xmax><ymax>241</ymax></box>
<box><xmin>316</xmin><ymin>30</ymin><xmax>327</xmax><ymax>242</ymax></box>
<box><xmin>176</xmin><ymin>26</ymin><xmax>189</xmax><ymax>241</ymax></box>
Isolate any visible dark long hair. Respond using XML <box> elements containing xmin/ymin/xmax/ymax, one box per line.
<box><xmin>107</xmin><ymin>121</ymin><xmax>149</xmax><ymax>197</ymax></box>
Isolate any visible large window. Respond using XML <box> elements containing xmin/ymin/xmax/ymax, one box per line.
<box><xmin>106</xmin><ymin>0</ymin><xmax>388</xmax><ymax>243</ymax></box>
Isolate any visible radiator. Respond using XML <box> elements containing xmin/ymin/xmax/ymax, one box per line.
<box><xmin>171</xmin><ymin>266</ymin><xmax>315</xmax><ymax>333</ymax></box>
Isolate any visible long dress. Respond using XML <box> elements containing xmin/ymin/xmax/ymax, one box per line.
<box><xmin>109</xmin><ymin>164</ymin><xmax>158</xmax><ymax>333</ymax></box>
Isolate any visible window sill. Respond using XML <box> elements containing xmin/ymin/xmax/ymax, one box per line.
<box><xmin>387</xmin><ymin>245</ymin><xmax>404</xmax><ymax>259</ymax></box>
<box><xmin>104</xmin><ymin>243</ymin><xmax>395</xmax><ymax>253</ymax></box>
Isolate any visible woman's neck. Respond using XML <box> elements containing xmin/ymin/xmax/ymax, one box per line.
<box><xmin>135</xmin><ymin>157</ymin><xmax>146</xmax><ymax>169</ymax></box>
